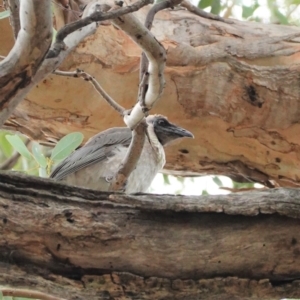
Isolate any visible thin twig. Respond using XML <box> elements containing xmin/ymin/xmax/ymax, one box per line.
<box><xmin>53</xmin><ymin>69</ymin><xmax>125</xmax><ymax>115</ymax></box>
<box><xmin>109</xmin><ymin>120</ymin><xmax>147</xmax><ymax>191</ymax></box>
<box><xmin>1</xmin><ymin>288</ymin><xmax>66</xmax><ymax>300</ymax></box>
<box><xmin>7</xmin><ymin>0</ymin><xmax>20</xmax><ymax>39</ymax></box>
<box><xmin>137</xmin><ymin>72</ymin><xmax>149</xmax><ymax>110</ymax></box>
<box><xmin>180</xmin><ymin>0</ymin><xmax>233</xmax><ymax>24</ymax></box>
<box><xmin>0</xmin><ymin>152</ymin><xmax>20</xmax><ymax>170</ymax></box>
<box><xmin>47</xmin><ymin>0</ymin><xmax>153</xmax><ymax>58</ymax></box>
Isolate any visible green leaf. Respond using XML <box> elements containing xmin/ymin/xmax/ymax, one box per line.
<box><xmin>212</xmin><ymin>176</ymin><xmax>222</xmax><ymax>187</ymax></box>
<box><xmin>198</xmin><ymin>0</ymin><xmax>212</xmax><ymax>9</ymax></box>
<box><xmin>0</xmin><ymin>131</ymin><xmax>13</xmax><ymax>157</ymax></box>
<box><xmin>273</xmin><ymin>8</ymin><xmax>289</xmax><ymax>25</ymax></box>
<box><xmin>232</xmin><ymin>181</ymin><xmax>255</xmax><ymax>189</ymax></box>
<box><xmin>202</xmin><ymin>190</ymin><xmax>209</xmax><ymax>195</ymax></box>
<box><xmin>5</xmin><ymin>135</ymin><xmax>32</xmax><ymax>160</ymax></box>
<box><xmin>242</xmin><ymin>4</ymin><xmax>258</xmax><ymax>19</ymax></box>
<box><xmin>32</xmin><ymin>141</ymin><xmax>47</xmax><ymax>168</ymax></box>
<box><xmin>51</xmin><ymin>132</ymin><xmax>84</xmax><ymax>161</ymax></box>
<box><xmin>0</xmin><ymin>10</ymin><xmax>10</xmax><ymax>20</ymax></box>
<box><xmin>163</xmin><ymin>174</ymin><xmax>170</xmax><ymax>185</ymax></box>
<box><xmin>210</xmin><ymin>0</ymin><xmax>221</xmax><ymax>15</ymax></box>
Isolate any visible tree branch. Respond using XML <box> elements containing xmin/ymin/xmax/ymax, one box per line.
<box><xmin>111</xmin><ymin>10</ymin><xmax>166</xmax><ymax>129</ymax></box>
<box><xmin>47</xmin><ymin>0</ymin><xmax>153</xmax><ymax>59</ymax></box>
<box><xmin>138</xmin><ymin>0</ymin><xmax>177</xmax><ymax>105</ymax></box>
<box><xmin>0</xmin><ymin>1</ymin><xmax>52</xmax><ymax>127</ymax></box>
<box><xmin>109</xmin><ymin>120</ymin><xmax>147</xmax><ymax>191</ymax></box>
<box><xmin>1</xmin><ymin>172</ymin><xmax>300</xmax><ymax>299</ymax></box>
<box><xmin>0</xmin><ymin>2</ymin><xmax>100</xmax><ymax>132</ymax></box>
<box><xmin>1</xmin><ymin>288</ymin><xmax>66</xmax><ymax>300</ymax></box>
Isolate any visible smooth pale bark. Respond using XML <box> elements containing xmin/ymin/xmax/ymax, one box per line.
<box><xmin>1</xmin><ymin>172</ymin><xmax>300</xmax><ymax>299</ymax></box>
<box><xmin>0</xmin><ymin>1</ymin><xmax>52</xmax><ymax>126</ymax></box>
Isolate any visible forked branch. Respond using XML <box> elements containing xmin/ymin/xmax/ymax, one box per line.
<box><xmin>112</xmin><ymin>9</ymin><xmax>166</xmax><ymax>129</ymax></box>
<box><xmin>47</xmin><ymin>0</ymin><xmax>153</xmax><ymax>58</ymax></box>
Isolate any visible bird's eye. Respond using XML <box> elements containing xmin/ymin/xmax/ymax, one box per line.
<box><xmin>158</xmin><ymin>119</ymin><xmax>168</xmax><ymax>126</ymax></box>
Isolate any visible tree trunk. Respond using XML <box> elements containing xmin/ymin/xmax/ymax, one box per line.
<box><xmin>1</xmin><ymin>171</ymin><xmax>300</xmax><ymax>299</ymax></box>
<box><xmin>1</xmin><ymin>1</ymin><xmax>300</xmax><ymax>186</ymax></box>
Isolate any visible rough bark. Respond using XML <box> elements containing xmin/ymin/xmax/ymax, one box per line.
<box><xmin>1</xmin><ymin>171</ymin><xmax>300</xmax><ymax>299</ymax></box>
<box><xmin>1</xmin><ymin>1</ymin><xmax>300</xmax><ymax>186</ymax></box>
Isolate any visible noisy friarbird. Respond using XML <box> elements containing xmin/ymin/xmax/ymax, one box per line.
<box><xmin>50</xmin><ymin>115</ymin><xmax>193</xmax><ymax>193</ymax></box>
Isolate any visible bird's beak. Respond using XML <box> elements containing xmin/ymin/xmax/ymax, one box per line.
<box><xmin>167</xmin><ymin>123</ymin><xmax>194</xmax><ymax>139</ymax></box>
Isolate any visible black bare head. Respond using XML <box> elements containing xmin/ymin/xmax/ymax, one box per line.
<box><xmin>147</xmin><ymin>115</ymin><xmax>194</xmax><ymax>146</ymax></box>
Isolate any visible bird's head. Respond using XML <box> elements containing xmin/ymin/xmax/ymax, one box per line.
<box><xmin>146</xmin><ymin>115</ymin><xmax>194</xmax><ymax>146</ymax></box>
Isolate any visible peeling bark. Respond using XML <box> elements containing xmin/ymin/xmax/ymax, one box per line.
<box><xmin>1</xmin><ymin>172</ymin><xmax>300</xmax><ymax>299</ymax></box>
<box><xmin>1</xmin><ymin>2</ymin><xmax>300</xmax><ymax>185</ymax></box>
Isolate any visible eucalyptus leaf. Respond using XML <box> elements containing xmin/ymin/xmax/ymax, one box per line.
<box><xmin>0</xmin><ymin>10</ymin><xmax>10</xmax><ymax>19</ymax></box>
<box><xmin>51</xmin><ymin>132</ymin><xmax>84</xmax><ymax>161</ymax></box>
<box><xmin>5</xmin><ymin>135</ymin><xmax>32</xmax><ymax>160</ymax></box>
<box><xmin>32</xmin><ymin>142</ymin><xmax>47</xmax><ymax>168</ymax></box>
<box><xmin>210</xmin><ymin>0</ymin><xmax>221</xmax><ymax>15</ymax></box>
<box><xmin>242</xmin><ymin>4</ymin><xmax>258</xmax><ymax>19</ymax></box>
<box><xmin>163</xmin><ymin>174</ymin><xmax>170</xmax><ymax>185</ymax></box>
<box><xmin>202</xmin><ymin>189</ymin><xmax>209</xmax><ymax>195</ymax></box>
<box><xmin>273</xmin><ymin>8</ymin><xmax>289</xmax><ymax>24</ymax></box>
<box><xmin>0</xmin><ymin>132</ymin><xmax>13</xmax><ymax>157</ymax></box>
<box><xmin>198</xmin><ymin>0</ymin><xmax>212</xmax><ymax>9</ymax></box>
<box><xmin>212</xmin><ymin>176</ymin><xmax>222</xmax><ymax>187</ymax></box>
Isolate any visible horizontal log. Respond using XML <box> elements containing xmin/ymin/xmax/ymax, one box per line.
<box><xmin>1</xmin><ymin>172</ymin><xmax>300</xmax><ymax>299</ymax></box>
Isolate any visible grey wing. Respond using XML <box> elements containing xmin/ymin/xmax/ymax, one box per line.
<box><xmin>50</xmin><ymin>127</ymin><xmax>132</xmax><ymax>180</ymax></box>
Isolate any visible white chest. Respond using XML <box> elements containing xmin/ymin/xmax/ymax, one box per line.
<box><xmin>125</xmin><ymin>136</ymin><xmax>166</xmax><ymax>193</ymax></box>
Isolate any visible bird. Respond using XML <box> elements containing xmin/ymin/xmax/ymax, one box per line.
<box><xmin>50</xmin><ymin>115</ymin><xmax>193</xmax><ymax>193</ymax></box>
